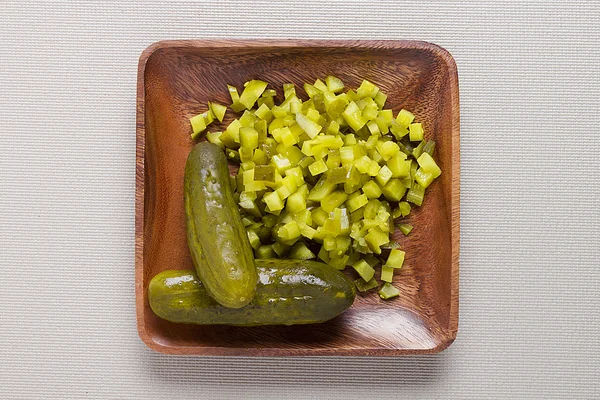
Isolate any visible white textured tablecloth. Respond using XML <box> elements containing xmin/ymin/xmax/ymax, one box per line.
<box><xmin>1</xmin><ymin>1</ymin><xmax>599</xmax><ymax>398</ymax></box>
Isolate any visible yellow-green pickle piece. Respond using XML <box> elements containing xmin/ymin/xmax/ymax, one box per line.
<box><xmin>184</xmin><ymin>142</ymin><xmax>258</xmax><ymax>309</ymax></box>
<box><xmin>148</xmin><ymin>260</ymin><xmax>356</xmax><ymax>326</ymax></box>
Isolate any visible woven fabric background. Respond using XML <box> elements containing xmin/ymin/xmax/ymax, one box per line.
<box><xmin>1</xmin><ymin>1</ymin><xmax>599</xmax><ymax>398</ymax></box>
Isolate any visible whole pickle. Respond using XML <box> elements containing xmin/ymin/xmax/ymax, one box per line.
<box><xmin>184</xmin><ymin>142</ymin><xmax>257</xmax><ymax>308</ymax></box>
<box><xmin>149</xmin><ymin>259</ymin><xmax>355</xmax><ymax>326</ymax></box>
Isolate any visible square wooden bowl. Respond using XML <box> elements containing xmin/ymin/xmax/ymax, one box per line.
<box><xmin>136</xmin><ymin>40</ymin><xmax>459</xmax><ymax>356</ymax></box>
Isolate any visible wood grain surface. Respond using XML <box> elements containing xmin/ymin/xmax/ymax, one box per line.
<box><xmin>135</xmin><ymin>39</ymin><xmax>460</xmax><ymax>356</ymax></box>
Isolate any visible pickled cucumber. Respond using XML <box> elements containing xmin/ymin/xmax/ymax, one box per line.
<box><xmin>148</xmin><ymin>259</ymin><xmax>355</xmax><ymax>326</ymax></box>
<box><xmin>184</xmin><ymin>142</ymin><xmax>257</xmax><ymax>308</ymax></box>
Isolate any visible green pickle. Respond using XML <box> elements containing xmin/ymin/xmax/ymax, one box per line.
<box><xmin>149</xmin><ymin>260</ymin><xmax>356</xmax><ymax>326</ymax></box>
<box><xmin>185</xmin><ymin>142</ymin><xmax>257</xmax><ymax>309</ymax></box>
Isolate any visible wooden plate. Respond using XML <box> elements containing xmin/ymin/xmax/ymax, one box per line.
<box><xmin>136</xmin><ymin>40</ymin><xmax>459</xmax><ymax>356</ymax></box>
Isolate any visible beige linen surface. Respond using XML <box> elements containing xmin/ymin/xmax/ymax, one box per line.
<box><xmin>0</xmin><ymin>1</ymin><xmax>598</xmax><ymax>399</ymax></box>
